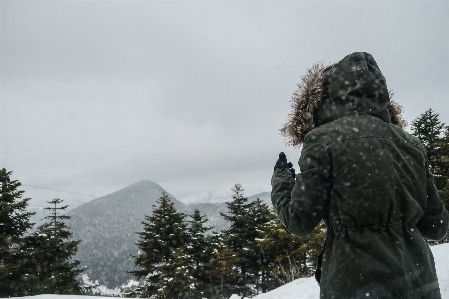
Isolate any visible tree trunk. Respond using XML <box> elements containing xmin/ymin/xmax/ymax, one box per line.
<box><xmin>220</xmin><ymin>273</ymin><xmax>223</xmax><ymax>297</ymax></box>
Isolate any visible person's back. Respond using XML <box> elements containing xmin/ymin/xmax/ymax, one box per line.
<box><xmin>271</xmin><ymin>52</ymin><xmax>448</xmax><ymax>299</ymax></box>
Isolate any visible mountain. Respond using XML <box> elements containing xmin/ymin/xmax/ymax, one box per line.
<box><xmin>27</xmin><ymin>205</ymin><xmax>48</xmax><ymax>227</ymax></box>
<box><xmin>188</xmin><ymin>202</ymin><xmax>230</xmax><ymax>232</ymax></box>
<box><xmin>66</xmin><ymin>181</ymin><xmax>271</xmax><ymax>290</ymax></box>
<box><xmin>67</xmin><ymin>180</ymin><xmax>187</xmax><ymax>289</ymax></box>
<box><xmin>179</xmin><ymin>190</ymin><xmax>232</xmax><ymax>205</ymax></box>
<box><xmin>248</xmin><ymin>192</ymin><xmax>271</xmax><ymax>206</ymax></box>
<box><xmin>184</xmin><ymin>192</ymin><xmax>271</xmax><ymax>234</ymax></box>
<box><xmin>179</xmin><ymin>190</ymin><xmax>271</xmax><ymax>206</ymax></box>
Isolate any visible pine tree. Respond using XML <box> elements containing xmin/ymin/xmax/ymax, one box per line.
<box><xmin>20</xmin><ymin>198</ymin><xmax>84</xmax><ymax>295</ymax></box>
<box><xmin>411</xmin><ymin>109</ymin><xmax>449</xmax><ymax>243</ymax></box>
<box><xmin>186</xmin><ymin>209</ymin><xmax>213</xmax><ymax>298</ymax></box>
<box><xmin>219</xmin><ymin>184</ymin><xmax>255</xmax><ymax>297</ymax></box>
<box><xmin>437</xmin><ymin>126</ymin><xmax>449</xmax><ymax>212</ymax></box>
<box><xmin>155</xmin><ymin>246</ymin><xmax>196</xmax><ymax>299</ymax></box>
<box><xmin>299</xmin><ymin>221</ymin><xmax>326</xmax><ymax>275</ymax></box>
<box><xmin>127</xmin><ymin>191</ymin><xmax>189</xmax><ymax>298</ymax></box>
<box><xmin>436</xmin><ymin>126</ymin><xmax>449</xmax><ymax>243</ymax></box>
<box><xmin>0</xmin><ymin>169</ymin><xmax>35</xmax><ymax>297</ymax></box>
<box><xmin>256</xmin><ymin>211</ymin><xmax>283</xmax><ymax>289</ymax></box>
<box><xmin>247</xmin><ymin>197</ymin><xmax>272</xmax><ymax>294</ymax></box>
<box><xmin>411</xmin><ymin>108</ymin><xmax>444</xmax><ymax>171</ymax></box>
<box><xmin>257</xmin><ymin>209</ymin><xmax>325</xmax><ymax>286</ymax></box>
<box><xmin>204</xmin><ymin>241</ymin><xmax>241</xmax><ymax>299</ymax></box>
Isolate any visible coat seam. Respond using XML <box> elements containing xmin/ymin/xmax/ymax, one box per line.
<box><xmin>323</xmin><ymin>135</ymin><xmax>423</xmax><ymax>149</ymax></box>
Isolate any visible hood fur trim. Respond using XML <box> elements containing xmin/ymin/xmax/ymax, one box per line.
<box><xmin>281</xmin><ymin>63</ymin><xmax>328</xmax><ymax>147</ymax></box>
<box><xmin>281</xmin><ymin>67</ymin><xmax>407</xmax><ymax>147</ymax></box>
<box><xmin>387</xmin><ymin>91</ymin><xmax>407</xmax><ymax>129</ymax></box>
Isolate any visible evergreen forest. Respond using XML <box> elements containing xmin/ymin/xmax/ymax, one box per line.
<box><xmin>0</xmin><ymin>169</ymin><xmax>85</xmax><ymax>296</ymax></box>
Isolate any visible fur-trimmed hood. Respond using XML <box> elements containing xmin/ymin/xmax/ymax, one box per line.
<box><xmin>281</xmin><ymin>52</ymin><xmax>406</xmax><ymax>147</ymax></box>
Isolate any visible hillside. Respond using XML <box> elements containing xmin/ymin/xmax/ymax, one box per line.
<box><xmin>66</xmin><ymin>180</ymin><xmax>187</xmax><ymax>288</ymax></box>
<box><xmin>66</xmin><ymin>180</ymin><xmax>271</xmax><ymax>289</ymax></box>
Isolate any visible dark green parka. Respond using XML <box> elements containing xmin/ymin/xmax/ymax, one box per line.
<box><xmin>271</xmin><ymin>52</ymin><xmax>449</xmax><ymax>299</ymax></box>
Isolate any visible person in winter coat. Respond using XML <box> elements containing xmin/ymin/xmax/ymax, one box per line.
<box><xmin>271</xmin><ymin>52</ymin><xmax>449</xmax><ymax>299</ymax></box>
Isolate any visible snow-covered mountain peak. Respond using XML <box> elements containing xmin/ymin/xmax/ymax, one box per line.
<box><xmin>179</xmin><ymin>190</ymin><xmax>233</xmax><ymax>205</ymax></box>
<box><xmin>179</xmin><ymin>190</ymin><xmax>272</xmax><ymax>206</ymax></box>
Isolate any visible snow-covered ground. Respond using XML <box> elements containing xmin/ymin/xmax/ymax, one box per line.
<box><xmin>81</xmin><ymin>274</ymin><xmax>139</xmax><ymax>296</ymax></box>
<box><xmin>249</xmin><ymin>276</ymin><xmax>319</xmax><ymax>299</ymax></box>
<box><xmin>433</xmin><ymin>243</ymin><xmax>449</xmax><ymax>298</ymax></box>
<box><xmin>5</xmin><ymin>242</ymin><xmax>449</xmax><ymax>299</ymax></box>
<box><xmin>251</xmin><ymin>242</ymin><xmax>449</xmax><ymax>299</ymax></box>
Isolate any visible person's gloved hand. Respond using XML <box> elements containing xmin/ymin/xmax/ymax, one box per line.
<box><xmin>274</xmin><ymin>152</ymin><xmax>296</xmax><ymax>178</ymax></box>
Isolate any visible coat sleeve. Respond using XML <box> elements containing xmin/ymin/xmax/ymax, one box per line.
<box><xmin>417</xmin><ymin>163</ymin><xmax>449</xmax><ymax>241</ymax></box>
<box><xmin>271</xmin><ymin>132</ymin><xmax>332</xmax><ymax>237</ymax></box>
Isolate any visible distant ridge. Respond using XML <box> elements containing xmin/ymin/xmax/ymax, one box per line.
<box><xmin>248</xmin><ymin>192</ymin><xmax>271</xmax><ymax>205</ymax></box>
<box><xmin>67</xmin><ymin>181</ymin><xmax>271</xmax><ymax>290</ymax></box>
<box><xmin>71</xmin><ymin>180</ymin><xmax>184</xmax><ymax>213</ymax></box>
<box><xmin>179</xmin><ymin>190</ymin><xmax>271</xmax><ymax>206</ymax></box>
<box><xmin>67</xmin><ymin>180</ymin><xmax>186</xmax><ymax>289</ymax></box>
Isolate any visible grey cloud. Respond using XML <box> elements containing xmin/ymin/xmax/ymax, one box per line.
<box><xmin>1</xmin><ymin>1</ymin><xmax>448</xmax><ymax>207</ymax></box>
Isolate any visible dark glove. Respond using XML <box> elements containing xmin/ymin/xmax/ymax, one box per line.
<box><xmin>274</xmin><ymin>152</ymin><xmax>296</xmax><ymax>178</ymax></box>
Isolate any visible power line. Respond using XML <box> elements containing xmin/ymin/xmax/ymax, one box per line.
<box><xmin>69</xmin><ymin>211</ymin><xmax>147</xmax><ymax>223</ymax></box>
<box><xmin>22</xmin><ymin>184</ymin><xmax>97</xmax><ymax>197</ymax></box>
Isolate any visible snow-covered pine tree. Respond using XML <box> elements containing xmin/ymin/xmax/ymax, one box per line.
<box><xmin>127</xmin><ymin>191</ymin><xmax>189</xmax><ymax>298</ymax></box>
<box><xmin>247</xmin><ymin>197</ymin><xmax>272</xmax><ymax>294</ymax></box>
<box><xmin>433</xmin><ymin>125</ymin><xmax>449</xmax><ymax>243</ymax></box>
<box><xmin>411</xmin><ymin>109</ymin><xmax>449</xmax><ymax>243</ymax></box>
<box><xmin>256</xmin><ymin>210</ymin><xmax>285</xmax><ymax>289</ymax></box>
<box><xmin>411</xmin><ymin>108</ymin><xmax>444</xmax><ymax>172</ymax></box>
<box><xmin>299</xmin><ymin>221</ymin><xmax>326</xmax><ymax>275</ymax></box>
<box><xmin>438</xmin><ymin>126</ymin><xmax>449</xmax><ymax>216</ymax></box>
<box><xmin>257</xmin><ymin>209</ymin><xmax>325</xmax><ymax>286</ymax></box>
<box><xmin>204</xmin><ymin>241</ymin><xmax>241</xmax><ymax>299</ymax></box>
<box><xmin>155</xmin><ymin>246</ymin><xmax>196</xmax><ymax>299</ymax></box>
<box><xmin>0</xmin><ymin>169</ymin><xmax>35</xmax><ymax>297</ymax></box>
<box><xmin>186</xmin><ymin>209</ymin><xmax>213</xmax><ymax>298</ymax></box>
<box><xmin>20</xmin><ymin>198</ymin><xmax>84</xmax><ymax>295</ymax></box>
<box><xmin>219</xmin><ymin>183</ymin><xmax>257</xmax><ymax>297</ymax></box>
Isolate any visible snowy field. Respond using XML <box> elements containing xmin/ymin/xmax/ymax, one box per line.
<box><xmin>5</xmin><ymin>242</ymin><xmax>449</xmax><ymax>299</ymax></box>
<box><xmin>250</xmin><ymin>242</ymin><xmax>449</xmax><ymax>299</ymax></box>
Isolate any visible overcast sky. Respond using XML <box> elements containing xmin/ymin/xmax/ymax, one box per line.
<box><xmin>1</xmin><ymin>1</ymin><xmax>449</xmax><ymax>208</ymax></box>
